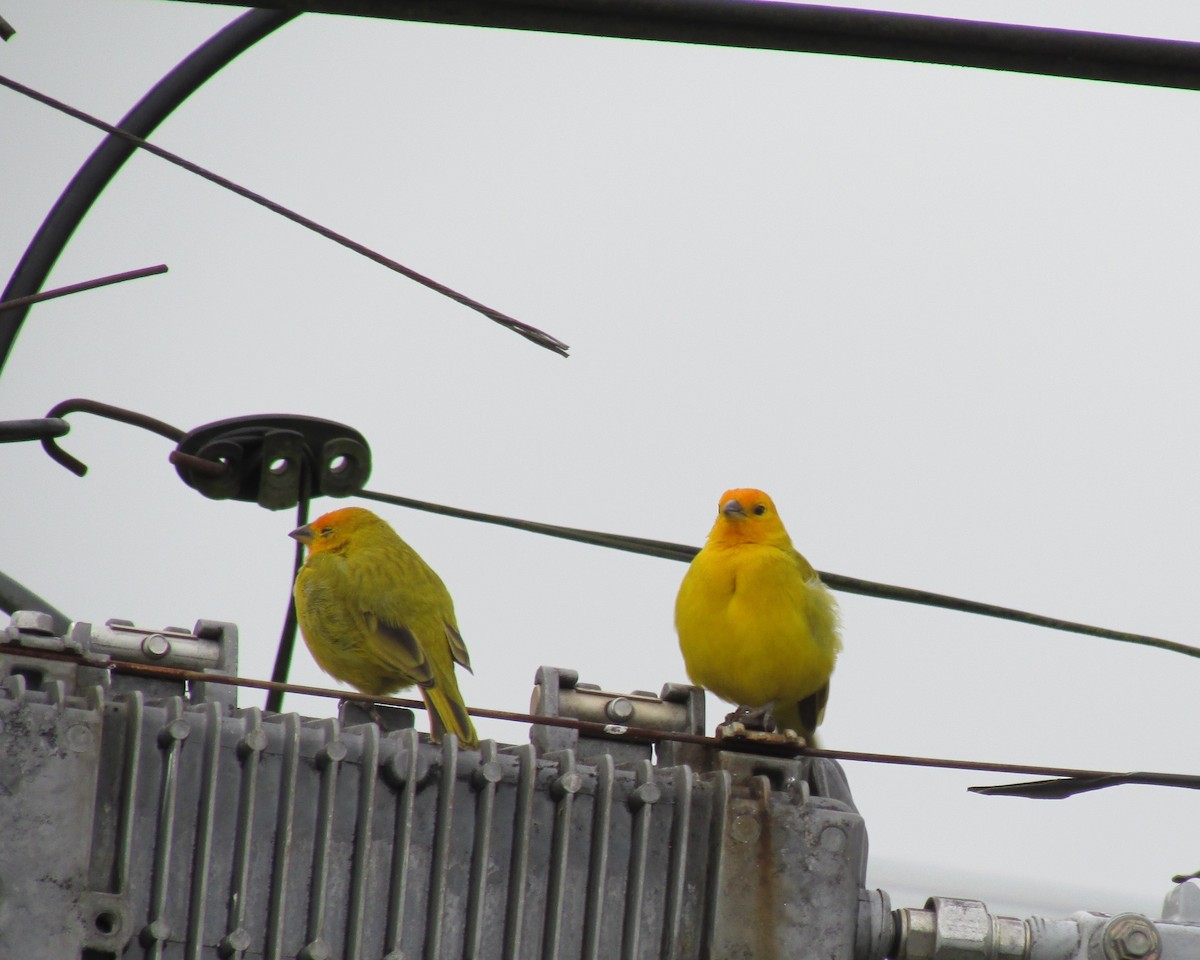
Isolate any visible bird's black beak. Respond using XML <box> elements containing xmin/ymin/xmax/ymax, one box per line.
<box><xmin>289</xmin><ymin>523</ymin><xmax>314</xmax><ymax>545</ymax></box>
<box><xmin>722</xmin><ymin>498</ymin><xmax>746</xmax><ymax>519</ymax></box>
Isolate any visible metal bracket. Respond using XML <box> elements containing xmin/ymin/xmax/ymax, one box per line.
<box><xmin>172</xmin><ymin>413</ymin><xmax>371</xmax><ymax>510</ymax></box>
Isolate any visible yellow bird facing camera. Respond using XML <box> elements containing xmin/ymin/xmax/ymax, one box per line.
<box><xmin>675</xmin><ymin>488</ymin><xmax>840</xmax><ymax>744</ymax></box>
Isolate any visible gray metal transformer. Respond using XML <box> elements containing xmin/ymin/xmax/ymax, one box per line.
<box><xmin>0</xmin><ymin>611</ymin><xmax>1194</xmax><ymax>960</ymax></box>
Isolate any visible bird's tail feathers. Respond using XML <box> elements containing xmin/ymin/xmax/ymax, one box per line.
<box><xmin>774</xmin><ymin>681</ymin><xmax>830</xmax><ymax>747</ymax></box>
<box><xmin>421</xmin><ymin>678</ymin><xmax>479</xmax><ymax>749</ymax></box>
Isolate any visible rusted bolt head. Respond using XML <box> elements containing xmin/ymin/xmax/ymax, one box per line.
<box><xmin>1103</xmin><ymin>914</ymin><xmax>1161</xmax><ymax>960</ymax></box>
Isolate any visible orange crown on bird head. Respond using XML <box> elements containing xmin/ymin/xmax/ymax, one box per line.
<box><xmin>289</xmin><ymin>506</ymin><xmax>382</xmax><ymax>553</ymax></box>
<box><xmin>708</xmin><ymin>488</ymin><xmax>792</xmax><ymax>546</ymax></box>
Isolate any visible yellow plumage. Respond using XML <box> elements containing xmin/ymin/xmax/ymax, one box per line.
<box><xmin>290</xmin><ymin>506</ymin><xmax>478</xmax><ymax>748</ymax></box>
<box><xmin>674</xmin><ymin>488</ymin><xmax>840</xmax><ymax>742</ymax></box>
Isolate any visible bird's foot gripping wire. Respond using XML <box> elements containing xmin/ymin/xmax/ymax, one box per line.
<box><xmin>716</xmin><ymin>704</ymin><xmax>808</xmax><ymax>748</ymax></box>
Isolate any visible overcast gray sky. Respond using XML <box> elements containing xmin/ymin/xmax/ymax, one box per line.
<box><xmin>4</xmin><ymin>0</ymin><xmax>1200</xmax><ymax>918</ymax></box>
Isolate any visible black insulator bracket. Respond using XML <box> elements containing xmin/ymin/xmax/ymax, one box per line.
<box><xmin>173</xmin><ymin>414</ymin><xmax>371</xmax><ymax>510</ymax></box>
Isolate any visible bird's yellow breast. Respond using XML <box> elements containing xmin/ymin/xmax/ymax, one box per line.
<box><xmin>675</xmin><ymin>542</ymin><xmax>839</xmax><ymax>708</ymax></box>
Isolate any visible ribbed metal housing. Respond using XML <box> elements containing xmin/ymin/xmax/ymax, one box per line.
<box><xmin>0</xmin><ymin>621</ymin><xmax>879</xmax><ymax>960</ymax></box>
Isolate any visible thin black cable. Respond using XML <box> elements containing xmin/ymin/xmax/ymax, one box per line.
<box><xmin>359</xmin><ymin>488</ymin><xmax>1200</xmax><ymax>662</ymax></box>
<box><xmin>0</xmin><ymin>264</ymin><xmax>167</xmax><ymax>313</ymax></box>
<box><xmin>267</xmin><ymin>496</ymin><xmax>309</xmax><ymax>713</ymax></box>
<box><xmin>0</xmin><ymin>73</ymin><xmax>569</xmax><ymax>358</ymax></box>
<box><xmin>31</xmin><ymin>404</ymin><xmax>1200</xmax><ymax>668</ymax></box>
<box><xmin>229</xmin><ymin>0</ymin><xmax>1200</xmax><ymax>92</ymax></box>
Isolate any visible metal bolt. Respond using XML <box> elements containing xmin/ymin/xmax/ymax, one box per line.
<box><xmin>140</xmin><ymin>919</ymin><xmax>171</xmax><ymax>945</ymax></box>
<box><xmin>299</xmin><ymin>938</ymin><xmax>332</xmax><ymax>960</ymax></box>
<box><xmin>67</xmin><ymin>724</ymin><xmax>94</xmax><ymax>753</ymax></box>
<box><xmin>605</xmin><ymin>697</ymin><xmax>634</xmax><ymax>722</ymax></box>
<box><xmin>141</xmin><ymin>634</ymin><xmax>171</xmax><ymax>659</ymax></box>
<box><xmin>730</xmin><ymin>813</ymin><xmax>761</xmax><ymax>844</ymax></box>
<box><xmin>218</xmin><ymin>928</ymin><xmax>252</xmax><ymax>957</ymax></box>
<box><xmin>1103</xmin><ymin>914</ymin><xmax>1161</xmax><ymax>960</ymax></box>
<box><xmin>628</xmin><ymin>782</ymin><xmax>661</xmax><ymax>810</ymax></box>
<box><xmin>237</xmin><ymin>729</ymin><xmax>268</xmax><ymax>758</ymax></box>
<box><xmin>157</xmin><ymin>719</ymin><xmax>191</xmax><ymax>748</ymax></box>
<box><xmin>472</xmin><ymin>761</ymin><xmax>503</xmax><ymax>790</ymax></box>
<box><xmin>316</xmin><ymin>741</ymin><xmax>347</xmax><ymax>768</ymax></box>
<box><xmin>551</xmin><ymin>771</ymin><xmax>583</xmax><ymax>801</ymax></box>
<box><xmin>10</xmin><ymin>610</ymin><xmax>56</xmax><ymax>636</ymax></box>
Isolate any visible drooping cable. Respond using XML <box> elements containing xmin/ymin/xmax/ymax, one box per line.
<box><xmin>358</xmin><ymin>489</ymin><xmax>1200</xmax><ymax>662</ymax></box>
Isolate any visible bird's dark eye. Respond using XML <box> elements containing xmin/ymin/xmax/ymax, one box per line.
<box><xmin>752</xmin><ymin>504</ymin><xmax>767</xmax><ymax>516</ymax></box>
<box><xmin>319</xmin><ymin>526</ymin><xmax>333</xmax><ymax>537</ymax></box>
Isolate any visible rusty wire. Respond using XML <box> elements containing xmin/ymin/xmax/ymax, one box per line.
<box><xmin>3</xmin><ymin>642</ymin><xmax>1197</xmax><ymax>795</ymax></box>
<box><xmin>40</xmin><ymin>397</ymin><xmax>184</xmax><ymax>476</ymax></box>
<box><xmin>0</xmin><ymin>264</ymin><xmax>167</xmax><ymax>313</ymax></box>
<box><xmin>0</xmin><ymin>73</ymin><xmax>569</xmax><ymax>357</ymax></box>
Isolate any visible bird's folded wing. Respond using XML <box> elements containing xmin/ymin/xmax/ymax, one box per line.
<box><xmin>367</xmin><ymin>613</ymin><xmax>435</xmax><ymax>685</ymax></box>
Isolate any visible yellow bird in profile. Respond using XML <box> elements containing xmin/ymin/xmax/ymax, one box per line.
<box><xmin>674</xmin><ymin>488</ymin><xmax>840</xmax><ymax>743</ymax></box>
<box><xmin>290</xmin><ymin>506</ymin><xmax>478</xmax><ymax>748</ymax></box>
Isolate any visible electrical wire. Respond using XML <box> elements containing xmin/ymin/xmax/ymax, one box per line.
<box><xmin>14</xmin><ymin>399</ymin><xmax>1200</xmax><ymax>665</ymax></box>
<box><xmin>0</xmin><ymin>73</ymin><xmax>569</xmax><ymax>358</ymax></box>
<box><xmin>278</xmin><ymin>0</ymin><xmax>1200</xmax><ymax>93</ymax></box>
<box><xmin>357</xmin><ymin>489</ymin><xmax>1200</xmax><ymax>662</ymax></box>
<box><xmin>266</xmin><ymin>496</ymin><xmax>309</xmax><ymax>713</ymax></box>
<box><xmin>0</xmin><ymin>264</ymin><xmax>167</xmax><ymax>313</ymax></box>
<box><xmin>1</xmin><ymin>641</ymin><xmax>1195</xmax><ymax>796</ymax></box>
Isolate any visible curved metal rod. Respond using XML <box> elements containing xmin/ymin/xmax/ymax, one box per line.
<box><xmin>41</xmin><ymin>398</ymin><xmax>185</xmax><ymax>477</ymax></box>
<box><xmin>0</xmin><ymin>8</ymin><xmax>296</xmax><ymax>380</ymax></box>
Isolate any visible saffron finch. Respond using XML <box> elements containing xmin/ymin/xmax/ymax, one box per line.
<box><xmin>290</xmin><ymin>506</ymin><xmax>478</xmax><ymax>747</ymax></box>
<box><xmin>674</xmin><ymin>488</ymin><xmax>840</xmax><ymax>743</ymax></box>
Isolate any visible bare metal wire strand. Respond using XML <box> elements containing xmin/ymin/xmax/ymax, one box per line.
<box><xmin>0</xmin><ymin>264</ymin><xmax>167</xmax><ymax>313</ymax></box>
<box><xmin>0</xmin><ymin>74</ymin><xmax>569</xmax><ymax>357</ymax></box>
<box><xmin>2</xmin><ymin>643</ymin><xmax>1196</xmax><ymax>796</ymax></box>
